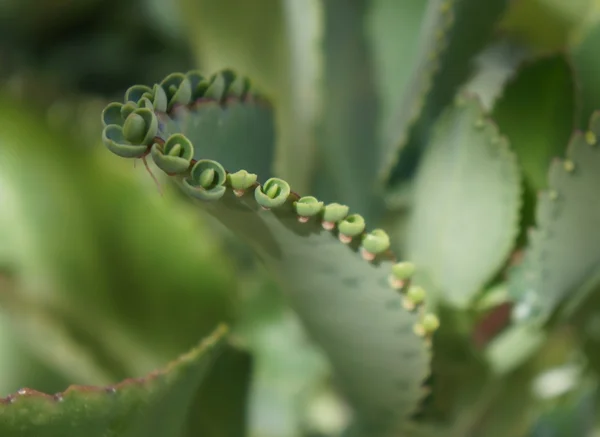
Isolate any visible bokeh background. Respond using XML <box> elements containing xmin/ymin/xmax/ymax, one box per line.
<box><xmin>1</xmin><ymin>0</ymin><xmax>600</xmax><ymax>436</ymax></box>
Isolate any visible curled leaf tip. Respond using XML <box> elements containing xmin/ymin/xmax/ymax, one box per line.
<box><xmin>151</xmin><ymin>133</ymin><xmax>194</xmax><ymax>174</ymax></box>
<box><xmin>182</xmin><ymin>159</ymin><xmax>227</xmax><ymax>201</ymax></box>
<box><xmin>254</xmin><ymin>178</ymin><xmax>290</xmax><ymax>209</ymax></box>
<box><xmin>338</xmin><ymin>214</ymin><xmax>366</xmax><ymax>243</ymax></box>
<box><xmin>360</xmin><ymin>229</ymin><xmax>390</xmax><ymax>261</ymax></box>
<box><xmin>322</xmin><ymin>203</ymin><xmax>350</xmax><ymax>230</ymax></box>
<box><xmin>294</xmin><ymin>196</ymin><xmax>324</xmax><ymax>222</ymax></box>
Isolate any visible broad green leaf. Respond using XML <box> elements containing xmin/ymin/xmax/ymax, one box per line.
<box><xmin>313</xmin><ymin>0</ymin><xmax>383</xmax><ymax>219</ymax></box>
<box><xmin>178</xmin><ymin>0</ymin><xmax>322</xmax><ymax>192</ymax></box>
<box><xmin>379</xmin><ymin>0</ymin><xmax>510</xmax><ymax>186</ymax></box>
<box><xmin>572</xmin><ymin>21</ymin><xmax>600</xmax><ymax>129</ymax></box>
<box><xmin>101</xmin><ymin>70</ymin><xmax>438</xmax><ymax>435</ymax></box>
<box><xmin>509</xmin><ymin>111</ymin><xmax>600</xmax><ymax>323</ymax></box>
<box><xmin>366</xmin><ymin>0</ymin><xmax>428</xmax><ymax>175</ymax></box>
<box><xmin>406</xmin><ymin>95</ymin><xmax>522</xmax><ymax>307</ymax></box>
<box><xmin>0</xmin><ymin>325</ymin><xmax>226</xmax><ymax>437</ymax></box>
<box><xmin>492</xmin><ymin>54</ymin><xmax>577</xmax><ymax>192</ymax></box>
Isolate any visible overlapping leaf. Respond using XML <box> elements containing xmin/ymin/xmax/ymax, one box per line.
<box><xmin>405</xmin><ymin>95</ymin><xmax>521</xmax><ymax>307</ymax></box>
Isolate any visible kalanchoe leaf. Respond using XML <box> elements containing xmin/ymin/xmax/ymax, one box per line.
<box><xmin>120</xmin><ymin>102</ymin><xmax>137</xmax><ymax>121</ymax></box>
<box><xmin>151</xmin><ymin>133</ymin><xmax>195</xmax><ymax>175</ymax></box>
<box><xmin>160</xmin><ymin>73</ymin><xmax>193</xmax><ymax>110</ymax></box>
<box><xmin>0</xmin><ymin>325</ymin><xmax>227</xmax><ymax>436</ymax></box>
<box><xmin>101</xmin><ymin>102</ymin><xmax>124</xmax><ymax>127</ymax></box>
<box><xmin>182</xmin><ymin>159</ymin><xmax>227</xmax><ymax>201</ymax></box>
<box><xmin>125</xmin><ymin>84</ymin><xmax>152</xmax><ymax>104</ymax></box>
<box><xmin>204</xmin><ymin>72</ymin><xmax>227</xmax><ymax>101</ymax></box>
<box><xmin>338</xmin><ymin>214</ymin><xmax>366</xmax><ymax>237</ymax></box>
<box><xmin>122</xmin><ymin>109</ymin><xmax>158</xmax><ymax>145</ymax></box>
<box><xmin>102</xmin><ymin>125</ymin><xmax>148</xmax><ymax>158</ymax></box>
<box><xmin>294</xmin><ymin>196</ymin><xmax>325</xmax><ymax>220</ymax></box>
<box><xmin>254</xmin><ymin>178</ymin><xmax>291</xmax><ymax>209</ymax></box>
<box><xmin>509</xmin><ymin>111</ymin><xmax>600</xmax><ymax>323</ymax></box>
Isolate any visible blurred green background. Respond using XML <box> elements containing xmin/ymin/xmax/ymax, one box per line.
<box><xmin>1</xmin><ymin>0</ymin><xmax>600</xmax><ymax>436</ymax></box>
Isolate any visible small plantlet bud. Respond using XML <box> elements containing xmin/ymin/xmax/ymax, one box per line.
<box><xmin>585</xmin><ymin>130</ymin><xmax>597</xmax><ymax>146</ymax></box>
<box><xmin>338</xmin><ymin>214</ymin><xmax>366</xmax><ymax>243</ymax></box>
<box><xmin>322</xmin><ymin>203</ymin><xmax>349</xmax><ymax>230</ymax></box>
<box><xmin>414</xmin><ymin>313</ymin><xmax>440</xmax><ymax>337</ymax></box>
<box><xmin>563</xmin><ymin>160</ymin><xmax>575</xmax><ymax>172</ymax></box>
<box><xmin>151</xmin><ymin>133</ymin><xmax>194</xmax><ymax>174</ymax></box>
<box><xmin>255</xmin><ymin>178</ymin><xmax>290</xmax><ymax>209</ymax></box>
<box><xmin>228</xmin><ymin>170</ymin><xmax>258</xmax><ymax>196</ymax></box>
<box><xmin>182</xmin><ymin>159</ymin><xmax>227</xmax><ymax>201</ymax></box>
<box><xmin>294</xmin><ymin>196</ymin><xmax>324</xmax><ymax>221</ymax></box>
<box><xmin>403</xmin><ymin>285</ymin><xmax>426</xmax><ymax>310</ymax></box>
<box><xmin>361</xmin><ymin>229</ymin><xmax>390</xmax><ymax>260</ymax></box>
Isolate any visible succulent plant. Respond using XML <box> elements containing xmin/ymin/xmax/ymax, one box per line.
<box><xmin>2</xmin><ymin>0</ymin><xmax>600</xmax><ymax>436</ymax></box>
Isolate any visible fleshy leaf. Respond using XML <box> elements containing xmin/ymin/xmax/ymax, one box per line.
<box><xmin>101</xmin><ymin>80</ymin><xmax>437</xmax><ymax>434</ymax></box>
<box><xmin>405</xmin><ymin>95</ymin><xmax>521</xmax><ymax>307</ymax></box>
<box><xmin>492</xmin><ymin>54</ymin><xmax>577</xmax><ymax>192</ymax></box>
<box><xmin>572</xmin><ymin>20</ymin><xmax>600</xmax><ymax>129</ymax></box>
<box><xmin>509</xmin><ymin>111</ymin><xmax>600</xmax><ymax>323</ymax></box>
<box><xmin>313</xmin><ymin>0</ymin><xmax>383</xmax><ymax>219</ymax></box>
<box><xmin>0</xmin><ymin>325</ymin><xmax>227</xmax><ymax>436</ymax></box>
<box><xmin>378</xmin><ymin>0</ymin><xmax>511</xmax><ymax>185</ymax></box>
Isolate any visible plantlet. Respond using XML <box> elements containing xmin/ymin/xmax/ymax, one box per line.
<box><xmin>2</xmin><ymin>1</ymin><xmax>600</xmax><ymax>436</ymax></box>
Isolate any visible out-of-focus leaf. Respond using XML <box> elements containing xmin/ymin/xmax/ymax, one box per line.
<box><xmin>500</xmin><ymin>0</ymin><xmax>592</xmax><ymax>52</ymax></box>
<box><xmin>312</xmin><ymin>0</ymin><xmax>383</xmax><ymax>220</ymax></box>
<box><xmin>406</xmin><ymin>95</ymin><xmax>521</xmax><ymax>307</ymax></box>
<box><xmin>178</xmin><ymin>0</ymin><xmax>322</xmax><ymax>192</ymax></box>
<box><xmin>0</xmin><ymin>325</ymin><xmax>227</xmax><ymax>437</ymax></box>
<box><xmin>380</xmin><ymin>0</ymin><xmax>511</xmax><ymax>186</ymax></box>
<box><xmin>572</xmin><ymin>20</ymin><xmax>600</xmax><ymax>129</ymax></box>
<box><xmin>509</xmin><ymin>111</ymin><xmax>600</xmax><ymax>323</ymax></box>
<box><xmin>492</xmin><ymin>54</ymin><xmax>577</xmax><ymax>192</ymax></box>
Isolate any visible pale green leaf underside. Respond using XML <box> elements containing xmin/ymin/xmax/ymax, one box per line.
<box><xmin>406</xmin><ymin>96</ymin><xmax>521</xmax><ymax>307</ymax></box>
<box><xmin>509</xmin><ymin>112</ymin><xmax>600</xmax><ymax>322</ymax></box>
<box><xmin>0</xmin><ymin>325</ymin><xmax>226</xmax><ymax>437</ymax></box>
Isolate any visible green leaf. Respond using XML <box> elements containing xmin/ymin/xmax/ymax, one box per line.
<box><xmin>572</xmin><ymin>21</ymin><xmax>600</xmax><ymax>129</ymax></box>
<box><xmin>0</xmin><ymin>325</ymin><xmax>227</xmax><ymax>437</ymax></box>
<box><xmin>312</xmin><ymin>0</ymin><xmax>383</xmax><ymax>220</ymax></box>
<box><xmin>509</xmin><ymin>111</ymin><xmax>600</xmax><ymax>323</ymax></box>
<box><xmin>178</xmin><ymin>0</ymin><xmax>322</xmax><ymax>192</ymax></box>
<box><xmin>492</xmin><ymin>54</ymin><xmax>577</xmax><ymax>192</ymax></box>
<box><xmin>405</xmin><ymin>95</ymin><xmax>522</xmax><ymax>307</ymax></box>
<box><xmin>379</xmin><ymin>0</ymin><xmax>511</xmax><ymax>186</ymax></box>
<box><xmin>101</xmin><ymin>73</ymin><xmax>437</xmax><ymax>434</ymax></box>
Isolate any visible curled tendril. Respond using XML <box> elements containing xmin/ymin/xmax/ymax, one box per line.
<box><xmin>160</xmin><ymin>73</ymin><xmax>193</xmax><ymax>110</ymax></box>
<box><xmin>182</xmin><ymin>159</ymin><xmax>227</xmax><ymax>201</ymax></box>
<box><xmin>101</xmin><ymin>108</ymin><xmax>158</xmax><ymax>158</ymax></box>
<box><xmin>227</xmin><ymin>170</ymin><xmax>257</xmax><ymax>196</ymax></box>
<box><xmin>338</xmin><ymin>214</ymin><xmax>366</xmax><ymax>243</ymax></box>
<box><xmin>361</xmin><ymin>229</ymin><xmax>391</xmax><ymax>261</ymax></box>
<box><xmin>254</xmin><ymin>178</ymin><xmax>291</xmax><ymax>209</ymax></box>
<box><xmin>151</xmin><ymin>134</ymin><xmax>194</xmax><ymax>174</ymax></box>
<box><xmin>125</xmin><ymin>84</ymin><xmax>168</xmax><ymax>113</ymax></box>
<box><xmin>294</xmin><ymin>196</ymin><xmax>324</xmax><ymax>222</ymax></box>
<box><xmin>322</xmin><ymin>203</ymin><xmax>350</xmax><ymax>230</ymax></box>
